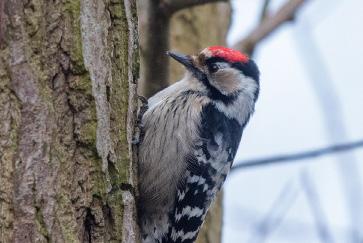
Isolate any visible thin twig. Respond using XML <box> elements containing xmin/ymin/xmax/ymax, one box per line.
<box><xmin>293</xmin><ymin>22</ymin><xmax>363</xmax><ymax>241</ymax></box>
<box><xmin>232</xmin><ymin>0</ymin><xmax>307</xmax><ymax>55</ymax></box>
<box><xmin>161</xmin><ymin>0</ymin><xmax>227</xmax><ymax>16</ymax></box>
<box><xmin>259</xmin><ymin>0</ymin><xmax>272</xmax><ymax>23</ymax></box>
<box><xmin>300</xmin><ymin>170</ymin><xmax>336</xmax><ymax>243</ymax></box>
<box><xmin>247</xmin><ymin>179</ymin><xmax>299</xmax><ymax>243</ymax></box>
<box><xmin>231</xmin><ymin>139</ymin><xmax>363</xmax><ymax>171</ymax></box>
<box><xmin>237</xmin><ymin>207</ymin><xmax>354</xmax><ymax>240</ymax></box>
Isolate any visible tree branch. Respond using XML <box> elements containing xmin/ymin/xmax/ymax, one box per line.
<box><xmin>161</xmin><ymin>0</ymin><xmax>228</xmax><ymax>16</ymax></box>
<box><xmin>232</xmin><ymin>0</ymin><xmax>307</xmax><ymax>55</ymax></box>
<box><xmin>259</xmin><ymin>0</ymin><xmax>272</xmax><ymax>23</ymax></box>
<box><xmin>231</xmin><ymin>139</ymin><xmax>363</xmax><ymax>171</ymax></box>
<box><xmin>247</xmin><ymin>180</ymin><xmax>299</xmax><ymax>242</ymax></box>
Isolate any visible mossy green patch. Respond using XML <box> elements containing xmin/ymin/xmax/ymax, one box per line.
<box><xmin>35</xmin><ymin>206</ymin><xmax>50</xmax><ymax>242</ymax></box>
<box><xmin>64</xmin><ymin>0</ymin><xmax>87</xmax><ymax>74</ymax></box>
<box><xmin>79</xmin><ymin>120</ymin><xmax>97</xmax><ymax>147</ymax></box>
<box><xmin>106</xmin><ymin>191</ymin><xmax>124</xmax><ymax>241</ymax></box>
<box><xmin>69</xmin><ymin>73</ymin><xmax>93</xmax><ymax>94</ymax></box>
<box><xmin>107</xmin><ymin>0</ymin><xmax>131</xmax><ymax>186</ymax></box>
<box><xmin>56</xmin><ymin>194</ymin><xmax>81</xmax><ymax>243</ymax></box>
<box><xmin>109</xmin><ymin>3</ymin><xmax>123</xmax><ymax>20</ymax></box>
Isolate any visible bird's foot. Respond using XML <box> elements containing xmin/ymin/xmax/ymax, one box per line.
<box><xmin>132</xmin><ymin>96</ymin><xmax>148</xmax><ymax>145</ymax></box>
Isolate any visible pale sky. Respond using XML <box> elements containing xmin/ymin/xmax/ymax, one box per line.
<box><xmin>224</xmin><ymin>0</ymin><xmax>363</xmax><ymax>242</ymax></box>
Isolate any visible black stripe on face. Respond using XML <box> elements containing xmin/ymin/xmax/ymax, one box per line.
<box><xmin>204</xmin><ymin>57</ymin><xmax>227</xmax><ymax>67</ymax></box>
<box><xmin>206</xmin><ymin>57</ymin><xmax>260</xmax><ymax>83</ymax></box>
<box><xmin>184</xmin><ymin>57</ymin><xmax>238</xmax><ymax>104</ymax></box>
<box><xmin>195</xmin><ymin>57</ymin><xmax>260</xmax><ymax>104</ymax></box>
<box><xmin>231</xmin><ymin>59</ymin><xmax>260</xmax><ymax>83</ymax></box>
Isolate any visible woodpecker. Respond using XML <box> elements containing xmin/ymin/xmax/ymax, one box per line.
<box><xmin>138</xmin><ymin>46</ymin><xmax>260</xmax><ymax>243</ymax></box>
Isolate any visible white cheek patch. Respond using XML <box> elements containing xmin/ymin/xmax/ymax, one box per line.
<box><xmin>215</xmin><ymin>94</ymin><xmax>255</xmax><ymax>125</ymax></box>
<box><xmin>241</xmin><ymin>76</ymin><xmax>259</xmax><ymax>96</ymax></box>
<box><xmin>209</xmin><ymin>68</ymin><xmax>244</xmax><ymax>95</ymax></box>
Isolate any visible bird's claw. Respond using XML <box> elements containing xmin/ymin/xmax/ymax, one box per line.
<box><xmin>133</xmin><ymin>95</ymin><xmax>148</xmax><ymax>145</ymax></box>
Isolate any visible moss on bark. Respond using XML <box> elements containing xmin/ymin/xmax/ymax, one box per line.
<box><xmin>0</xmin><ymin>47</ymin><xmax>21</xmax><ymax>243</ymax></box>
<box><xmin>0</xmin><ymin>0</ymin><xmax>139</xmax><ymax>242</ymax></box>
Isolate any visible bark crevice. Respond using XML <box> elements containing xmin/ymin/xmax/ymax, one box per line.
<box><xmin>1</xmin><ymin>0</ymin><xmax>140</xmax><ymax>242</ymax></box>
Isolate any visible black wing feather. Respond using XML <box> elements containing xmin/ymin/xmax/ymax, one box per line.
<box><xmin>162</xmin><ymin>103</ymin><xmax>245</xmax><ymax>242</ymax></box>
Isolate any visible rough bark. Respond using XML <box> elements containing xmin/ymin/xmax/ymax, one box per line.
<box><xmin>0</xmin><ymin>0</ymin><xmax>140</xmax><ymax>242</ymax></box>
<box><xmin>232</xmin><ymin>0</ymin><xmax>306</xmax><ymax>55</ymax></box>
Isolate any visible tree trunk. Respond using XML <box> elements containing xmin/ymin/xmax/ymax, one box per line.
<box><xmin>169</xmin><ymin>3</ymin><xmax>231</xmax><ymax>82</ymax></box>
<box><xmin>0</xmin><ymin>0</ymin><xmax>140</xmax><ymax>242</ymax></box>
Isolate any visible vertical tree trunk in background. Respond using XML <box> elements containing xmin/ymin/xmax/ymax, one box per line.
<box><xmin>169</xmin><ymin>3</ymin><xmax>231</xmax><ymax>82</ymax></box>
<box><xmin>170</xmin><ymin>5</ymin><xmax>231</xmax><ymax>243</ymax></box>
<box><xmin>139</xmin><ymin>2</ymin><xmax>231</xmax><ymax>243</ymax></box>
<box><xmin>137</xmin><ymin>0</ymin><xmax>170</xmax><ymax>98</ymax></box>
<box><xmin>0</xmin><ymin>0</ymin><xmax>139</xmax><ymax>242</ymax></box>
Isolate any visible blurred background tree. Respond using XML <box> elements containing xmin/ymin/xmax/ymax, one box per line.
<box><xmin>139</xmin><ymin>2</ymin><xmax>231</xmax><ymax>242</ymax></box>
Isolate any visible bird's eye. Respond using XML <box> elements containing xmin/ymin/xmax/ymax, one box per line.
<box><xmin>209</xmin><ymin>63</ymin><xmax>219</xmax><ymax>73</ymax></box>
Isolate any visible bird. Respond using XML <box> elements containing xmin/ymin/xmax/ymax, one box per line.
<box><xmin>137</xmin><ymin>46</ymin><xmax>260</xmax><ymax>243</ymax></box>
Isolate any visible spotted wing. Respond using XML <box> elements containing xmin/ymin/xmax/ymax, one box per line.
<box><xmin>163</xmin><ymin>103</ymin><xmax>245</xmax><ymax>243</ymax></box>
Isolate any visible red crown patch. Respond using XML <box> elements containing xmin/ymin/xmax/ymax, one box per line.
<box><xmin>207</xmin><ymin>46</ymin><xmax>249</xmax><ymax>63</ymax></box>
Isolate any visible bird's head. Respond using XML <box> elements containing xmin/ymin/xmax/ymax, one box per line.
<box><xmin>167</xmin><ymin>46</ymin><xmax>260</xmax><ymax>102</ymax></box>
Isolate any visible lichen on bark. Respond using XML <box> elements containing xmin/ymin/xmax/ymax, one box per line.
<box><xmin>0</xmin><ymin>0</ymin><xmax>140</xmax><ymax>242</ymax></box>
<box><xmin>0</xmin><ymin>45</ymin><xmax>21</xmax><ymax>243</ymax></box>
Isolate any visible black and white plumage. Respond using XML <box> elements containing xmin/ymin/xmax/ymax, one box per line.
<box><xmin>138</xmin><ymin>46</ymin><xmax>260</xmax><ymax>243</ymax></box>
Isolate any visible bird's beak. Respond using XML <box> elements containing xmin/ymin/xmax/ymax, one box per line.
<box><xmin>167</xmin><ymin>51</ymin><xmax>194</xmax><ymax>70</ymax></box>
<box><xmin>167</xmin><ymin>51</ymin><xmax>205</xmax><ymax>81</ymax></box>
